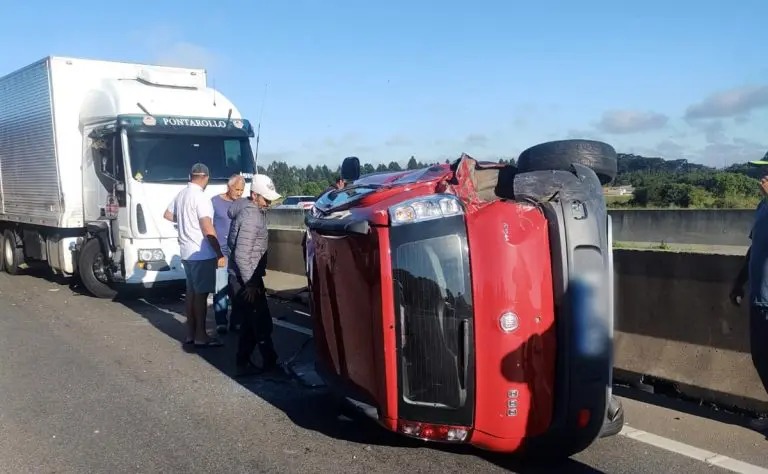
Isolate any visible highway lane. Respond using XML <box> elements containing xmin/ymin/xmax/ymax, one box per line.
<box><xmin>0</xmin><ymin>270</ymin><xmax>765</xmax><ymax>473</ymax></box>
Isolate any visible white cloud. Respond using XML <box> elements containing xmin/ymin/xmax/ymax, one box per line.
<box><xmin>685</xmin><ymin>119</ymin><xmax>727</xmax><ymax>144</ymax></box>
<box><xmin>596</xmin><ymin>110</ymin><xmax>669</xmax><ymax>134</ymax></box>
<box><xmin>131</xmin><ymin>25</ymin><xmax>225</xmax><ymax>71</ymax></box>
<box><xmin>697</xmin><ymin>139</ymin><xmax>767</xmax><ymax>167</ymax></box>
<box><xmin>685</xmin><ymin>85</ymin><xmax>768</xmax><ymax>120</ymax></box>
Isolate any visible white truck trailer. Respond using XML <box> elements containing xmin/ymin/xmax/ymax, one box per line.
<box><xmin>0</xmin><ymin>56</ymin><xmax>257</xmax><ymax>298</ymax></box>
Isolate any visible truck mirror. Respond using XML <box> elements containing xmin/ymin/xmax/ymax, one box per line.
<box><xmin>341</xmin><ymin>156</ymin><xmax>361</xmax><ymax>182</ymax></box>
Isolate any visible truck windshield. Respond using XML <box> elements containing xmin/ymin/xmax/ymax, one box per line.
<box><xmin>127</xmin><ymin>134</ymin><xmax>255</xmax><ymax>182</ymax></box>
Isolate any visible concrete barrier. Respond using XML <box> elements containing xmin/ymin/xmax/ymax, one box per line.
<box><xmin>265</xmin><ymin>208</ymin><xmax>759</xmax><ymax>246</ymax></box>
<box><xmin>614</xmin><ymin>250</ymin><xmax>767</xmax><ymax>413</ymax></box>
<box><xmin>265</xmin><ymin>227</ymin><xmax>768</xmax><ymax>414</ymax></box>
<box><xmin>267</xmin><ymin>228</ymin><xmax>306</xmax><ymax>277</ymax></box>
<box><xmin>608</xmin><ymin>209</ymin><xmax>755</xmax><ymax>247</ymax></box>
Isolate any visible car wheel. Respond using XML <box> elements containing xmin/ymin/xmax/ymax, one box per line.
<box><xmin>516</xmin><ymin>139</ymin><xmax>618</xmax><ymax>185</ymax></box>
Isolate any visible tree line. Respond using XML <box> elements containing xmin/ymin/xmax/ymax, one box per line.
<box><xmin>612</xmin><ymin>153</ymin><xmax>765</xmax><ymax>209</ymax></box>
<box><xmin>257</xmin><ymin>155</ymin><xmax>513</xmax><ymax>198</ymax></box>
<box><xmin>258</xmin><ymin>151</ymin><xmax>768</xmax><ymax>209</ymax></box>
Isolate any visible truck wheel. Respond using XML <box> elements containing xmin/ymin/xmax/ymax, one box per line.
<box><xmin>78</xmin><ymin>238</ymin><xmax>118</xmax><ymax>299</ymax></box>
<box><xmin>516</xmin><ymin>139</ymin><xmax>618</xmax><ymax>185</ymax></box>
<box><xmin>3</xmin><ymin>229</ymin><xmax>24</xmax><ymax>275</ymax></box>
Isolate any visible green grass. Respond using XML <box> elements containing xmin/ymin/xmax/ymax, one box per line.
<box><xmin>605</xmin><ymin>194</ymin><xmax>633</xmax><ymax>205</ymax></box>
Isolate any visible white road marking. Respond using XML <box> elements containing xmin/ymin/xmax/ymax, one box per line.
<box><xmin>274</xmin><ymin>319</ymin><xmax>313</xmax><ymax>336</ymax></box>
<box><xmin>139</xmin><ymin>299</ymin><xmax>313</xmax><ymax>337</ymax></box>
<box><xmin>139</xmin><ymin>299</ymin><xmax>186</xmax><ymax>324</ymax></box>
<box><xmin>620</xmin><ymin>425</ymin><xmax>768</xmax><ymax>474</ymax></box>
<box><xmin>294</xmin><ymin>310</ymin><xmax>310</xmax><ymax>317</ymax></box>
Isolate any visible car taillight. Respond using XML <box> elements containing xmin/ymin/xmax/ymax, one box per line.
<box><xmin>577</xmin><ymin>409</ymin><xmax>591</xmax><ymax>428</ymax></box>
<box><xmin>397</xmin><ymin>420</ymin><xmax>471</xmax><ymax>442</ymax></box>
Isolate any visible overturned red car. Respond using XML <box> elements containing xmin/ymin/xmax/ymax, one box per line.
<box><xmin>302</xmin><ymin>139</ymin><xmax>624</xmax><ymax>458</ymax></box>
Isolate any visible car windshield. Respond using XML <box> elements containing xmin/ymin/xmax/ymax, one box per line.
<box><xmin>127</xmin><ymin>133</ymin><xmax>255</xmax><ymax>182</ymax></box>
<box><xmin>313</xmin><ymin>185</ymin><xmax>378</xmax><ymax>212</ymax></box>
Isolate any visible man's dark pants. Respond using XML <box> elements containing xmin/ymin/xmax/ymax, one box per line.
<box><xmin>229</xmin><ymin>273</ymin><xmax>278</xmax><ymax>367</ymax></box>
<box><xmin>749</xmin><ymin>305</ymin><xmax>768</xmax><ymax>394</ymax></box>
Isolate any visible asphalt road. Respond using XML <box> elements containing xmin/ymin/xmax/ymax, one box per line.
<box><xmin>1</xmin><ymin>269</ymin><xmax>766</xmax><ymax>473</ymax></box>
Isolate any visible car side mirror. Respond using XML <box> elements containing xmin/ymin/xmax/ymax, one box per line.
<box><xmin>341</xmin><ymin>156</ymin><xmax>361</xmax><ymax>182</ymax></box>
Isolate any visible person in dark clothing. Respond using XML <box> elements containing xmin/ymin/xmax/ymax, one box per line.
<box><xmin>322</xmin><ymin>176</ymin><xmax>345</xmax><ymax>195</ymax></box>
<box><xmin>729</xmin><ymin>157</ymin><xmax>768</xmax><ymax>432</ymax></box>
<box><xmin>227</xmin><ymin>174</ymin><xmax>282</xmax><ymax>377</ymax></box>
<box><xmin>211</xmin><ymin>174</ymin><xmax>246</xmax><ymax>334</ymax></box>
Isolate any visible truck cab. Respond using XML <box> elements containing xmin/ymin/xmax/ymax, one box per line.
<box><xmin>0</xmin><ymin>57</ymin><xmax>257</xmax><ymax>298</ymax></box>
<box><xmin>81</xmin><ymin>113</ymin><xmax>256</xmax><ymax>298</ymax></box>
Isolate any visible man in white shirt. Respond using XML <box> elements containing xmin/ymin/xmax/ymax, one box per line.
<box><xmin>164</xmin><ymin>163</ymin><xmax>226</xmax><ymax>348</ymax></box>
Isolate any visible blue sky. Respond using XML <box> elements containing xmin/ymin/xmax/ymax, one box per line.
<box><xmin>2</xmin><ymin>0</ymin><xmax>766</xmax><ymax>168</ymax></box>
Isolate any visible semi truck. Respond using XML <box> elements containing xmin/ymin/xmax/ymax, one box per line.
<box><xmin>0</xmin><ymin>56</ymin><xmax>257</xmax><ymax>298</ymax></box>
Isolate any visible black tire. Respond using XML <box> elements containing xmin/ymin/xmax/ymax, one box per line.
<box><xmin>516</xmin><ymin>139</ymin><xmax>618</xmax><ymax>185</ymax></box>
<box><xmin>78</xmin><ymin>238</ymin><xmax>118</xmax><ymax>299</ymax></box>
<box><xmin>3</xmin><ymin>229</ymin><xmax>24</xmax><ymax>275</ymax></box>
<box><xmin>0</xmin><ymin>231</ymin><xmax>4</xmax><ymax>272</ymax></box>
<box><xmin>599</xmin><ymin>395</ymin><xmax>625</xmax><ymax>438</ymax></box>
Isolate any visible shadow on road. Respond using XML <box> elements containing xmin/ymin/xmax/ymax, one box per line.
<box><xmin>105</xmin><ymin>290</ymin><xmax>603</xmax><ymax>473</ymax></box>
<box><xmin>18</xmin><ymin>265</ymin><xmax>603</xmax><ymax>471</ymax></box>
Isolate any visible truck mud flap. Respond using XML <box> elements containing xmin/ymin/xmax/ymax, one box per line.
<box><xmin>86</xmin><ymin>221</ymin><xmax>112</xmax><ymax>255</ymax></box>
<box><xmin>513</xmin><ymin>163</ymin><xmax>613</xmax><ymax>452</ymax></box>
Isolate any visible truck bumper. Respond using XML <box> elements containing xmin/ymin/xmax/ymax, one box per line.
<box><xmin>121</xmin><ymin>238</ymin><xmax>187</xmax><ymax>285</ymax></box>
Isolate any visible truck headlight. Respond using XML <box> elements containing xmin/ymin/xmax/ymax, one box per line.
<box><xmin>389</xmin><ymin>194</ymin><xmax>464</xmax><ymax>226</ymax></box>
<box><xmin>138</xmin><ymin>249</ymin><xmax>165</xmax><ymax>262</ymax></box>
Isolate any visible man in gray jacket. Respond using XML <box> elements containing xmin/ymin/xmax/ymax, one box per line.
<box><xmin>227</xmin><ymin>174</ymin><xmax>282</xmax><ymax>376</ymax></box>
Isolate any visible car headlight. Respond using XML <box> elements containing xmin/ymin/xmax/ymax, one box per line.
<box><xmin>389</xmin><ymin>194</ymin><xmax>464</xmax><ymax>226</ymax></box>
<box><xmin>138</xmin><ymin>249</ymin><xmax>166</xmax><ymax>262</ymax></box>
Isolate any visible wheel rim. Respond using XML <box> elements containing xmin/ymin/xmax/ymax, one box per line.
<box><xmin>92</xmin><ymin>252</ymin><xmax>110</xmax><ymax>284</ymax></box>
<box><xmin>4</xmin><ymin>236</ymin><xmax>12</xmax><ymax>267</ymax></box>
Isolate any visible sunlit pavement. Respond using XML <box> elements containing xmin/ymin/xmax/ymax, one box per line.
<box><xmin>1</xmin><ymin>270</ymin><xmax>766</xmax><ymax>473</ymax></box>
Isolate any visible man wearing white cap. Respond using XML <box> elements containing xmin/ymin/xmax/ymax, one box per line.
<box><xmin>227</xmin><ymin>174</ymin><xmax>282</xmax><ymax>376</ymax></box>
